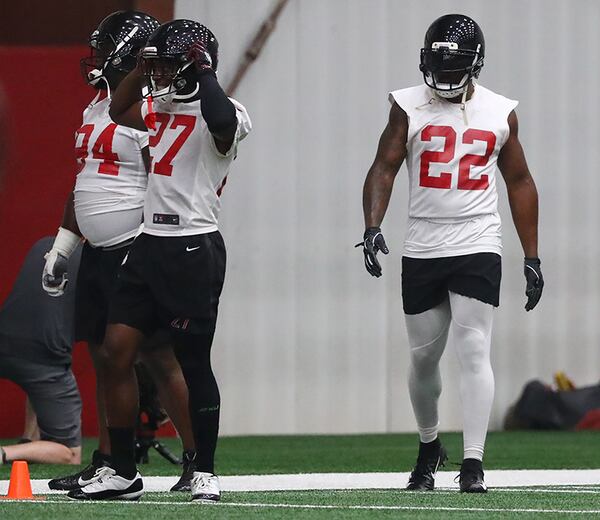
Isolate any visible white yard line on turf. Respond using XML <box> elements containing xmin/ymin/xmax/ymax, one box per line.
<box><xmin>1</xmin><ymin>469</ymin><xmax>599</xmax><ymax>495</ymax></box>
<box><xmin>1</xmin><ymin>499</ymin><xmax>600</xmax><ymax>515</ymax></box>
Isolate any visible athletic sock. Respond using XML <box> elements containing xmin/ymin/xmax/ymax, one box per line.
<box><xmin>174</xmin><ymin>337</ymin><xmax>221</xmax><ymax>476</ymax></box>
<box><xmin>181</xmin><ymin>449</ymin><xmax>197</xmax><ymax>470</ymax></box>
<box><xmin>461</xmin><ymin>458</ymin><xmax>483</xmax><ymax>472</ymax></box>
<box><xmin>107</xmin><ymin>427</ymin><xmax>136</xmax><ymax>479</ymax></box>
<box><xmin>192</xmin><ymin>406</ymin><xmax>219</xmax><ymax>474</ymax></box>
<box><xmin>92</xmin><ymin>449</ymin><xmax>111</xmax><ymax>467</ymax></box>
<box><xmin>417</xmin><ymin>437</ymin><xmax>441</xmax><ymax>460</ymax></box>
<box><xmin>418</xmin><ymin>423</ymin><xmax>439</xmax><ymax>444</ymax></box>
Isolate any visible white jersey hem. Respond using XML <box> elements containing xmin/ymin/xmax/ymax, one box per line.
<box><xmin>403</xmin><ymin>244</ymin><xmax>502</xmax><ymax>259</ymax></box>
<box><xmin>142</xmin><ymin>225</ymin><xmax>219</xmax><ymax>237</ymax></box>
<box><xmin>87</xmin><ymin>229</ymin><xmax>139</xmax><ymax>248</ymax></box>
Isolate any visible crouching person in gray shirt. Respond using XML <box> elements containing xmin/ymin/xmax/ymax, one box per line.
<box><xmin>0</xmin><ymin>237</ymin><xmax>83</xmax><ymax>464</ymax></box>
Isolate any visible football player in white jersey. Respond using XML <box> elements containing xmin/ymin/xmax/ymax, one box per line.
<box><xmin>42</xmin><ymin>11</ymin><xmax>195</xmax><ymax>493</ymax></box>
<box><xmin>359</xmin><ymin>14</ymin><xmax>543</xmax><ymax>493</ymax></box>
<box><xmin>68</xmin><ymin>20</ymin><xmax>251</xmax><ymax>501</ymax></box>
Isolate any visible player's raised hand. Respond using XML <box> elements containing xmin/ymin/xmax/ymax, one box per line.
<box><xmin>187</xmin><ymin>41</ymin><xmax>213</xmax><ymax>74</ymax></box>
<box><xmin>356</xmin><ymin>227</ymin><xmax>389</xmax><ymax>277</ymax></box>
<box><xmin>524</xmin><ymin>257</ymin><xmax>543</xmax><ymax>311</ymax></box>
<box><xmin>42</xmin><ymin>250</ymin><xmax>69</xmax><ymax>297</ymax></box>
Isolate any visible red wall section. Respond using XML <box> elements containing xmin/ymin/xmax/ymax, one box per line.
<box><xmin>0</xmin><ymin>47</ymin><xmax>92</xmax><ymax>437</ymax></box>
<box><xmin>0</xmin><ymin>46</ymin><xmax>91</xmax><ymax>300</ymax></box>
<box><xmin>0</xmin><ymin>47</ymin><xmax>176</xmax><ymax>439</ymax></box>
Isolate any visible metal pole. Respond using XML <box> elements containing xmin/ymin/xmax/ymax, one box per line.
<box><xmin>226</xmin><ymin>0</ymin><xmax>291</xmax><ymax>96</ymax></box>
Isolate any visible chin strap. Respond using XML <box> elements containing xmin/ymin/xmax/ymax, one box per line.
<box><xmin>424</xmin><ymin>83</ymin><xmax>472</xmax><ymax>126</ymax></box>
<box><xmin>89</xmin><ymin>89</ymin><xmax>103</xmax><ymax>107</ymax></box>
<box><xmin>145</xmin><ymin>95</ymin><xmax>157</xmax><ymax>130</ymax></box>
<box><xmin>460</xmin><ymin>87</ymin><xmax>469</xmax><ymax>125</ymax></box>
<box><xmin>416</xmin><ymin>97</ymin><xmax>436</xmax><ymax>110</ymax></box>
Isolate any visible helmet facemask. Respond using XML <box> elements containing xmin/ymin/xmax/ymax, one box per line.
<box><xmin>80</xmin><ymin>25</ymin><xmax>141</xmax><ymax>92</ymax></box>
<box><xmin>420</xmin><ymin>42</ymin><xmax>483</xmax><ymax>99</ymax></box>
<box><xmin>139</xmin><ymin>50</ymin><xmax>200</xmax><ymax>102</ymax></box>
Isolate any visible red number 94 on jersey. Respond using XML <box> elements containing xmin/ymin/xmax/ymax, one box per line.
<box><xmin>419</xmin><ymin>125</ymin><xmax>496</xmax><ymax>191</ymax></box>
<box><xmin>75</xmin><ymin>123</ymin><xmax>120</xmax><ymax>176</ymax></box>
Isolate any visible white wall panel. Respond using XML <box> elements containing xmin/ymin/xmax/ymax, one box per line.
<box><xmin>175</xmin><ymin>0</ymin><xmax>600</xmax><ymax>435</ymax></box>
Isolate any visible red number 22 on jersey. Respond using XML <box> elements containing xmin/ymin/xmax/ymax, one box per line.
<box><xmin>419</xmin><ymin>125</ymin><xmax>496</xmax><ymax>190</ymax></box>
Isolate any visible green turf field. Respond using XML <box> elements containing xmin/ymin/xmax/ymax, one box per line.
<box><xmin>1</xmin><ymin>431</ymin><xmax>599</xmax><ymax>518</ymax></box>
<box><xmin>3</xmin><ymin>489</ymin><xmax>600</xmax><ymax>520</ymax></box>
<box><xmin>2</xmin><ymin>431</ymin><xmax>600</xmax><ymax>480</ymax></box>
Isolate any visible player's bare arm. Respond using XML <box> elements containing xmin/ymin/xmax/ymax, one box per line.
<box><xmin>61</xmin><ymin>190</ymin><xmax>82</xmax><ymax>237</ymax></box>
<box><xmin>498</xmin><ymin>110</ymin><xmax>544</xmax><ymax>310</ymax></box>
<box><xmin>363</xmin><ymin>102</ymin><xmax>408</xmax><ymax>227</ymax></box>
<box><xmin>108</xmin><ymin>65</ymin><xmax>146</xmax><ymax>131</ymax></box>
<box><xmin>358</xmin><ymin>102</ymin><xmax>408</xmax><ymax>277</ymax></box>
<box><xmin>498</xmin><ymin>111</ymin><xmax>538</xmax><ymax>258</ymax></box>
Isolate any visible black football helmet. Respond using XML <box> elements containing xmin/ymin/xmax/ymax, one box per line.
<box><xmin>81</xmin><ymin>10</ymin><xmax>160</xmax><ymax>91</ymax></box>
<box><xmin>419</xmin><ymin>14</ymin><xmax>485</xmax><ymax>98</ymax></box>
<box><xmin>139</xmin><ymin>19</ymin><xmax>219</xmax><ymax>101</ymax></box>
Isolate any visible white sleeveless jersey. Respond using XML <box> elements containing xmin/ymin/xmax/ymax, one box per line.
<box><xmin>140</xmin><ymin>97</ymin><xmax>251</xmax><ymax>237</ymax></box>
<box><xmin>389</xmin><ymin>84</ymin><xmax>518</xmax><ymax>258</ymax></box>
<box><xmin>73</xmin><ymin>96</ymin><xmax>148</xmax><ymax>247</ymax></box>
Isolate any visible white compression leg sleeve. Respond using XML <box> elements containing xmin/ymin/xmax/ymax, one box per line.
<box><xmin>405</xmin><ymin>299</ymin><xmax>451</xmax><ymax>443</ymax></box>
<box><xmin>449</xmin><ymin>292</ymin><xmax>495</xmax><ymax>461</ymax></box>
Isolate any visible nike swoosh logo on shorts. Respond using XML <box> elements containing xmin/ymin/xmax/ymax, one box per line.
<box><xmin>186</xmin><ymin>246</ymin><xmax>201</xmax><ymax>252</ymax></box>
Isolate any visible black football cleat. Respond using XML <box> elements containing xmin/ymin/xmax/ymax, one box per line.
<box><xmin>67</xmin><ymin>467</ymin><xmax>143</xmax><ymax>501</ymax></box>
<box><xmin>170</xmin><ymin>450</ymin><xmax>196</xmax><ymax>492</ymax></box>
<box><xmin>48</xmin><ymin>450</ymin><xmax>111</xmax><ymax>491</ymax></box>
<box><xmin>459</xmin><ymin>458</ymin><xmax>487</xmax><ymax>493</ymax></box>
<box><xmin>406</xmin><ymin>444</ymin><xmax>448</xmax><ymax>491</ymax></box>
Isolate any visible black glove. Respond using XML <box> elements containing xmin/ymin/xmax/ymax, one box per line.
<box><xmin>524</xmin><ymin>257</ymin><xmax>544</xmax><ymax>311</ymax></box>
<box><xmin>187</xmin><ymin>41</ymin><xmax>214</xmax><ymax>75</ymax></box>
<box><xmin>356</xmin><ymin>227</ymin><xmax>389</xmax><ymax>278</ymax></box>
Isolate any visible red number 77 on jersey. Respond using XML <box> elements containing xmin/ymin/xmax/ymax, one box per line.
<box><xmin>148</xmin><ymin>114</ymin><xmax>197</xmax><ymax>176</ymax></box>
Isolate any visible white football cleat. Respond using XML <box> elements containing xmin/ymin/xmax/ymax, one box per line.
<box><xmin>191</xmin><ymin>471</ymin><xmax>220</xmax><ymax>503</ymax></box>
<box><xmin>67</xmin><ymin>466</ymin><xmax>144</xmax><ymax>501</ymax></box>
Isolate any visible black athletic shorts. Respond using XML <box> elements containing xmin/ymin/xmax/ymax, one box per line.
<box><xmin>108</xmin><ymin>232</ymin><xmax>226</xmax><ymax>345</ymax></box>
<box><xmin>75</xmin><ymin>241</ymin><xmax>131</xmax><ymax>344</ymax></box>
<box><xmin>402</xmin><ymin>252</ymin><xmax>502</xmax><ymax>315</ymax></box>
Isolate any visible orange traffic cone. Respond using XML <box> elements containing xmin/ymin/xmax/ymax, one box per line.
<box><xmin>0</xmin><ymin>460</ymin><xmax>37</xmax><ymax>500</ymax></box>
